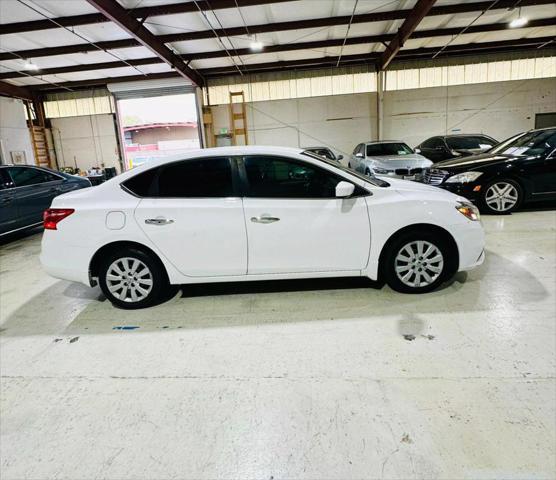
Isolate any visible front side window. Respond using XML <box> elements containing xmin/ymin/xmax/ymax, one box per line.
<box><xmin>492</xmin><ymin>130</ymin><xmax>556</xmax><ymax>157</ymax></box>
<box><xmin>366</xmin><ymin>143</ymin><xmax>413</xmax><ymax>156</ymax></box>
<box><xmin>7</xmin><ymin>167</ymin><xmax>58</xmax><ymax>187</ymax></box>
<box><xmin>122</xmin><ymin>157</ymin><xmax>234</xmax><ymax>198</ymax></box>
<box><xmin>243</xmin><ymin>156</ymin><xmax>343</xmax><ymax>198</ymax></box>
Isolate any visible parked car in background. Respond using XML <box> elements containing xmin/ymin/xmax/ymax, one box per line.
<box><xmin>303</xmin><ymin>146</ymin><xmax>343</xmax><ymax>162</ymax></box>
<box><xmin>41</xmin><ymin>146</ymin><xmax>485</xmax><ymax>308</ymax></box>
<box><xmin>0</xmin><ymin>165</ymin><xmax>91</xmax><ymax>236</ymax></box>
<box><xmin>415</xmin><ymin>134</ymin><xmax>498</xmax><ymax>162</ymax></box>
<box><xmin>421</xmin><ymin>127</ymin><xmax>556</xmax><ymax>214</ymax></box>
<box><xmin>349</xmin><ymin>141</ymin><xmax>432</xmax><ymax>180</ymax></box>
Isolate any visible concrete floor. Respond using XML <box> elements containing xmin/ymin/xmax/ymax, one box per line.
<box><xmin>1</xmin><ymin>210</ymin><xmax>555</xmax><ymax>480</ymax></box>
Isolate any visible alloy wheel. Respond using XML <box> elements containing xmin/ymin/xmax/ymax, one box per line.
<box><xmin>485</xmin><ymin>182</ymin><xmax>519</xmax><ymax>212</ymax></box>
<box><xmin>105</xmin><ymin>257</ymin><xmax>154</xmax><ymax>303</ymax></box>
<box><xmin>394</xmin><ymin>241</ymin><xmax>444</xmax><ymax>288</ymax></box>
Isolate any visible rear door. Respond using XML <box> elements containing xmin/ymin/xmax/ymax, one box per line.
<box><xmin>0</xmin><ymin>169</ymin><xmax>20</xmax><ymax>234</ymax></box>
<box><xmin>132</xmin><ymin>157</ymin><xmax>247</xmax><ymax>277</ymax></box>
<box><xmin>7</xmin><ymin>166</ymin><xmax>63</xmax><ymax>226</ymax></box>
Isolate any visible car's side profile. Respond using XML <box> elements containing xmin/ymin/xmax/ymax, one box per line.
<box><xmin>415</xmin><ymin>134</ymin><xmax>498</xmax><ymax>163</ymax></box>
<box><xmin>0</xmin><ymin>165</ymin><xmax>91</xmax><ymax>236</ymax></box>
<box><xmin>349</xmin><ymin>141</ymin><xmax>432</xmax><ymax>179</ymax></box>
<box><xmin>421</xmin><ymin>127</ymin><xmax>556</xmax><ymax>214</ymax></box>
<box><xmin>41</xmin><ymin>146</ymin><xmax>484</xmax><ymax>308</ymax></box>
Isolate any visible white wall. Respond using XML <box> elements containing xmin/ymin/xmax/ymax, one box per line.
<box><xmin>383</xmin><ymin>77</ymin><xmax>556</xmax><ymax>147</ymax></box>
<box><xmin>51</xmin><ymin>114</ymin><xmax>121</xmax><ymax>172</ymax></box>
<box><xmin>211</xmin><ymin>93</ymin><xmax>377</xmax><ymax>159</ymax></box>
<box><xmin>0</xmin><ymin>96</ymin><xmax>34</xmax><ymax>165</ymax></box>
<box><xmin>209</xmin><ymin>77</ymin><xmax>555</xmax><ymax>160</ymax></box>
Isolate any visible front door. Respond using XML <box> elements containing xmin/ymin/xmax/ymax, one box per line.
<box><xmin>239</xmin><ymin>155</ymin><xmax>371</xmax><ymax>274</ymax></box>
<box><xmin>134</xmin><ymin>157</ymin><xmax>247</xmax><ymax>277</ymax></box>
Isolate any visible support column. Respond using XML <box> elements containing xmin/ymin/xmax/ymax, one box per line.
<box><xmin>376</xmin><ymin>70</ymin><xmax>385</xmax><ymax>141</ymax></box>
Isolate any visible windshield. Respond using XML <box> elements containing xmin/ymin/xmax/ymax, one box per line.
<box><xmin>301</xmin><ymin>151</ymin><xmax>389</xmax><ymax>187</ymax></box>
<box><xmin>490</xmin><ymin>130</ymin><xmax>556</xmax><ymax>157</ymax></box>
<box><xmin>366</xmin><ymin>143</ymin><xmax>413</xmax><ymax>156</ymax></box>
<box><xmin>446</xmin><ymin>136</ymin><xmax>496</xmax><ymax>150</ymax></box>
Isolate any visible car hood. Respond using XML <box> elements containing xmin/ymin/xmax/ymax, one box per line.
<box><xmin>368</xmin><ymin>154</ymin><xmax>432</xmax><ymax>169</ymax></box>
<box><xmin>433</xmin><ymin>152</ymin><xmax>516</xmax><ymax>170</ymax></box>
<box><xmin>378</xmin><ymin>177</ymin><xmax>465</xmax><ymax>202</ymax></box>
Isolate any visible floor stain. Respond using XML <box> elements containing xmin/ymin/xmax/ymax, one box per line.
<box><xmin>421</xmin><ymin>334</ymin><xmax>435</xmax><ymax>340</ymax></box>
<box><xmin>69</xmin><ymin>336</ymin><xmax>79</xmax><ymax>343</ymax></box>
<box><xmin>112</xmin><ymin>326</ymin><xmax>140</xmax><ymax>330</ymax></box>
<box><xmin>401</xmin><ymin>433</ymin><xmax>413</xmax><ymax>444</ymax></box>
<box><xmin>403</xmin><ymin>334</ymin><xmax>416</xmax><ymax>341</ymax></box>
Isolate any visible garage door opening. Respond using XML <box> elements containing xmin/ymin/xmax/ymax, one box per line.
<box><xmin>116</xmin><ymin>94</ymin><xmax>200</xmax><ymax>169</ymax></box>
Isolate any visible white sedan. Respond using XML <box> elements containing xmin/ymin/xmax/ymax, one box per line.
<box><xmin>41</xmin><ymin>146</ymin><xmax>485</xmax><ymax>309</ymax></box>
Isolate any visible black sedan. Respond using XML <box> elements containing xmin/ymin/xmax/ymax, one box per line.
<box><xmin>415</xmin><ymin>134</ymin><xmax>498</xmax><ymax>162</ymax></box>
<box><xmin>0</xmin><ymin>165</ymin><xmax>91</xmax><ymax>236</ymax></box>
<box><xmin>421</xmin><ymin>127</ymin><xmax>556</xmax><ymax>214</ymax></box>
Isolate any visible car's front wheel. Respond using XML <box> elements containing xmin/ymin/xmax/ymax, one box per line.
<box><xmin>98</xmin><ymin>247</ymin><xmax>168</xmax><ymax>309</ymax></box>
<box><xmin>481</xmin><ymin>179</ymin><xmax>522</xmax><ymax>214</ymax></box>
<box><xmin>383</xmin><ymin>232</ymin><xmax>453</xmax><ymax>293</ymax></box>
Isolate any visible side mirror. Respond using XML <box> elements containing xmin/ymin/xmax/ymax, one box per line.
<box><xmin>337</xmin><ymin>154</ymin><xmax>343</xmax><ymax>161</ymax></box>
<box><xmin>336</xmin><ymin>181</ymin><xmax>355</xmax><ymax>198</ymax></box>
<box><xmin>414</xmin><ymin>148</ymin><xmax>421</xmax><ymax>153</ymax></box>
<box><xmin>355</xmin><ymin>152</ymin><xmax>364</xmax><ymax>158</ymax></box>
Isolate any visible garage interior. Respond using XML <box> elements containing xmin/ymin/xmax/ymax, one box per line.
<box><xmin>0</xmin><ymin>0</ymin><xmax>555</xmax><ymax>479</ymax></box>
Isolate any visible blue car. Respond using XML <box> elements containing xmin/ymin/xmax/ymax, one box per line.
<box><xmin>0</xmin><ymin>165</ymin><xmax>91</xmax><ymax>236</ymax></box>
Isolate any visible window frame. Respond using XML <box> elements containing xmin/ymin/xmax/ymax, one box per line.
<box><xmin>236</xmin><ymin>154</ymin><xmax>370</xmax><ymax>200</ymax></box>
<box><xmin>121</xmin><ymin>156</ymin><xmax>240</xmax><ymax>199</ymax></box>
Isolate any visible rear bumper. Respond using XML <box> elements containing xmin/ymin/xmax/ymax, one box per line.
<box><xmin>40</xmin><ymin>231</ymin><xmax>92</xmax><ymax>285</ymax></box>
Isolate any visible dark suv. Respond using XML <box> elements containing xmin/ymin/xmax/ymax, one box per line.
<box><xmin>416</xmin><ymin>134</ymin><xmax>498</xmax><ymax>162</ymax></box>
<box><xmin>1</xmin><ymin>165</ymin><xmax>91</xmax><ymax>236</ymax></box>
<box><xmin>421</xmin><ymin>128</ymin><xmax>556</xmax><ymax>214</ymax></box>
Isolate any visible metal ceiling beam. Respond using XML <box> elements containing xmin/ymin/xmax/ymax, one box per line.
<box><xmin>1</xmin><ymin>0</ymin><xmax>553</xmax><ymax>61</ymax></box>
<box><xmin>0</xmin><ymin>80</ymin><xmax>33</xmax><ymax>100</ymax></box>
<box><xmin>0</xmin><ymin>0</ymin><xmax>291</xmax><ymax>35</ymax></box>
<box><xmin>3</xmin><ymin>17</ymin><xmax>554</xmax><ymax>80</ymax></box>
<box><xmin>23</xmin><ymin>36</ymin><xmax>554</xmax><ymax>91</ymax></box>
<box><xmin>378</xmin><ymin>0</ymin><xmax>437</xmax><ymax>70</ymax></box>
<box><xmin>84</xmin><ymin>0</ymin><xmax>203</xmax><ymax>86</ymax></box>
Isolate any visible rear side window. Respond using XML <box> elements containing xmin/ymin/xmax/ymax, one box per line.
<box><xmin>123</xmin><ymin>157</ymin><xmax>234</xmax><ymax>198</ymax></box>
<box><xmin>7</xmin><ymin>167</ymin><xmax>59</xmax><ymax>187</ymax></box>
<box><xmin>0</xmin><ymin>169</ymin><xmax>14</xmax><ymax>189</ymax></box>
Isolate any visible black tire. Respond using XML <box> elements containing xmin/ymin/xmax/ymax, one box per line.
<box><xmin>348</xmin><ymin>163</ymin><xmax>352</xmax><ymax>169</ymax></box>
<box><xmin>480</xmin><ymin>178</ymin><xmax>522</xmax><ymax>214</ymax></box>
<box><xmin>98</xmin><ymin>247</ymin><xmax>168</xmax><ymax>309</ymax></box>
<box><xmin>382</xmin><ymin>231</ymin><xmax>455</xmax><ymax>294</ymax></box>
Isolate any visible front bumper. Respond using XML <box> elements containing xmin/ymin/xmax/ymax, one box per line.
<box><xmin>437</xmin><ymin>182</ymin><xmax>482</xmax><ymax>203</ymax></box>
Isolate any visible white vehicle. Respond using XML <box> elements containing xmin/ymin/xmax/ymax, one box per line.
<box><xmin>41</xmin><ymin>146</ymin><xmax>485</xmax><ymax>309</ymax></box>
<box><xmin>350</xmin><ymin>141</ymin><xmax>433</xmax><ymax>179</ymax></box>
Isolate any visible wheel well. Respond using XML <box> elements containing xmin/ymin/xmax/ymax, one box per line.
<box><xmin>89</xmin><ymin>241</ymin><xmax>168</xmax><ymax>286</ymax></box>
<box><xmin>378</xmin><ymin>224</ymin><xmax>459</xmax><ymax>278</ymax></box>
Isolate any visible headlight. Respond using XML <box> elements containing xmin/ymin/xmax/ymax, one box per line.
<box><xmin>456</xmin><ymin>202</ymin><xmax>480</xmax><ymax>221</ymax></box>
<box><xmin>445</xmin><ymin>171</ymin><xmax>483</xmax><ymax>183</ymax></box>
<box><xmin>372</xmin><ymin>167</ymin><xmax>389</xmax><ymax>174</ymax></box>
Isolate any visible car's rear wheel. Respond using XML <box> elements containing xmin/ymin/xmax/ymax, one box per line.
<box><xmin>383</xmin><ymin>232</ymin><xmax>453</xmax><ymax>293</ymax></box>
<box><xmin>98</xmin><ymin>247</ymin><xmax>168</xmax><ymax>309</ymax></box>
<box><xmin>481</xmin><ymin>179</ymin><xmax>522</xmax><ymax>214</ymax></box>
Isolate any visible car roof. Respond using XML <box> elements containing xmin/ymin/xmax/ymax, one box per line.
<box><xmin>443</xmin><ymin>134</ymin><xmax>495</xmax><ymax>138</ymax></box>
<box><xmin>364</xmin><ymin>140</ymin><xmax>406</xmax><ymax>144</ymax></box>
<box><xmin>304</xmin><ymin>146</ymin><xmax>332</xmax><ymax>150</ymax></box>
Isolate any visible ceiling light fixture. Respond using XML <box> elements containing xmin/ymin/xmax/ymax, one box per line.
<box><xmin>24</xmin><ymin>60</ymin><xmax>39</xmax><ymax>70</ymax></box>
<box><xmin>249</xmin><ymin>37</ymin><xmax>264</xmax><ymax>52</ymax></box>
<box><xmin>509</xmin><ymin>8</ymin><xmax>528</xmax><ymax>28</ymax></box>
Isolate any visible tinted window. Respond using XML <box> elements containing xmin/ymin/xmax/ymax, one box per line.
<box><xmin>307</xmin><ymin>148</ymin><xmax>335</xmax><ymax>160</ymax></box>
<box><xmin>366</xmin><ymin>143</ymin><xmax>413</xmax><ymax>156</ymax></box>
<box><xmin>244</xmin><ymin>156</ymin><xmax>342</xmax><ymax>198</ymax></box>
<box><xmin>352</xmin><ymin>144</ymin><xmax>362</xmax><ymax>155</ymax></box>
<box><xmin>446</xmin><ymin>136</ymin><xmax>496</xmax><ymax>150</ymax></box>
<box><xmin>123</xmin><ymin>158</ymin><xmax>234</xmax><ymax>198</ymax></box>
<box><xmin>420</xmin><ymin>138</ymin><xmax>436</xmax><ymax>148</ymax></box>
<box><xmin>0</xmin><ymin>169</ymin><xmax>14</xmax><ymax>189</ymax></box>
<box><xmin>494</xmin><ymin>130</ymin><xmax>556</xmax><ymax>157</ymax></box>
<box><xmin>7</xmin><ymin>167</ymin><xmax>59</xmax><ymax>187</ymax></box>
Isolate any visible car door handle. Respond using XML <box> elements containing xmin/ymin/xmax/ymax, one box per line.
<box><xmin>251</xmin><ymin>214</ymin><xmax>280</xmax><ymax>224</ymax></box>
<box><xmin>145</xmin><ymin>217</ymin><xmax>174</xmax><ymax>225</ymax></box>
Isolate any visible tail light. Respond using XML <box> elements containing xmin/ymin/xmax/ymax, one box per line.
<box><xmin>43</xmin><ymin>208</ymin><xmax>75</xmax><ymax>230</ymax></box>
